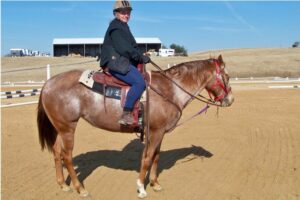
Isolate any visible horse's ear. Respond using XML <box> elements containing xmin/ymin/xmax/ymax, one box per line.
<box><xmin>218</xmin><ymin>55</ymin><xmax>223</xmax><ymax>64</ymax></box>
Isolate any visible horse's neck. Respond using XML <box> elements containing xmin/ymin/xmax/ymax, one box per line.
<box><xmin>170</xmin><ymin>78</ymin><xmax>200</xmax><ymax>109</ymax></box>
<box><xmin>165</xmin><ymin>69</ymin><xmax>206</xmax><ymax>109</ymax></box>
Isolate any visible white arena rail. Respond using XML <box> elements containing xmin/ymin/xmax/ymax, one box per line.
<box><xmin>1</xmin><ymin>88</ymin><xmax>41</xmax><ymax>95</ymax></box>
<box><xmin>1</xmin><ymin>88</ymin><xmax>41</xmax><ymax>99</ymax></box>
<box><xmin>268</xmin><ymin>85</ymin><xmax>300</xmax><ymax>89</ymax></box>
<box><xmin>1</xmin><ymin>92</ymin><xmax>40</xmax><ymax>99</ymax></box>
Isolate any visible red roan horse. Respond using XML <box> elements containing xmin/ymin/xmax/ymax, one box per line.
<box><xmin>37</xmin><ymin>55</ymin><xmax>234</xmax><ymax>198</ymax></box>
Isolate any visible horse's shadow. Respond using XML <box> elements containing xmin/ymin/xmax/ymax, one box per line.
<box><xmin>68</xmin><ymin>139</ymin><xmax>213</xmax><ymax>185</ymax></box>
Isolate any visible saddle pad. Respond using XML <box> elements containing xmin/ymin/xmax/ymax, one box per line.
<box><xmin>79</xmin><ymin>70</ymin><xmax>95</xmax><ymax>88</ymax></box>
<box><xmin>79</xmin><ymin>70</ymin><xmax>123</xmax><ymax>100</ymax></box>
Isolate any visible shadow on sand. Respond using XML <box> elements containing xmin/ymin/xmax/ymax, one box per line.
<box><xmin>67</xmin><ymin>139</ymin><xmax>213</xmax><ymax>185</ymax></box>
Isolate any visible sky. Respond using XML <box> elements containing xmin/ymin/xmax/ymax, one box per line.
<box><xmin>2</xmin><ymin>1</ymin><xmax>300</xmax><ymax>55</ymax></box>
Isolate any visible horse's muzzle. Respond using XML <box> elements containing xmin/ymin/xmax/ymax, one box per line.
<box><xmin>221</xmin><ymin>93</ymin><xmax>234</xmax><ymax>107</ymax></box>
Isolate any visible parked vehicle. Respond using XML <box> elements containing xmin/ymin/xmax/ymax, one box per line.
<box><xmin>158</xmin><ymin>48</ymin><xmax>175</xmax><ymax>57</ymax></box>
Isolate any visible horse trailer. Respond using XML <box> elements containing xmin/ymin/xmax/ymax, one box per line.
<box><xmin>159</xmin><ymin>48</ymin><xmax>175</xmax><ymax>57</ymax></box>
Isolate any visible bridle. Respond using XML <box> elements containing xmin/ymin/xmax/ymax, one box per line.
<box><xmin>149</xmin><ymin>60</ymin><xmax>230</xmax><ymax>107</ymax></box>
<box><xmin>206</xmin><ymin>59</ymin><xmax>231</xmax><ymax>102</ymax></box>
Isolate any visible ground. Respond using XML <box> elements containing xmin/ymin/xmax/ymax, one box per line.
<box><xmin>2</xmin><ymin>85</ymin><xmax>300</xmax><ymax>200</ymax></box>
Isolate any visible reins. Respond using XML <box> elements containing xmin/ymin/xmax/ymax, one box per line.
<box><xmin>175</xmin><ymin>104</ymin><xmax>210</xmax><ymax>128</ymax></box>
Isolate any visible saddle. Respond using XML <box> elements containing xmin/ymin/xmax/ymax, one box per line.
<box><xmin>79</xmin><ymin>64</ymin><xmax>149</xmax><ymax>133</ymax></box>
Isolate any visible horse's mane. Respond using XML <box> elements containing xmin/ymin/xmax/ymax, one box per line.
<box><xmin>164</xmin><ymin>58</ymin><xmax>214</xmax><ymax>76</ymax></box>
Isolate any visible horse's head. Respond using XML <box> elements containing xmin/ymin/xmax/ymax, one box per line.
<box><xmin>206</xmin><ymin>55</ymin><xmax>234</xmax><ymax>107</ymax></box>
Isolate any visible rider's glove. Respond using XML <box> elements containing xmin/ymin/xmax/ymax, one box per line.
<box><xmin>141</xmin><ymin>55</ymin><xmax>151</xmax><ymax>64</ymax></box>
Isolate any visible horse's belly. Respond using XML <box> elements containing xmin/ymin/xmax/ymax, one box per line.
<box><xmin>82</xmin><ymin>95</ymin><xmax>135</xmax><ymax>133</ymax></box>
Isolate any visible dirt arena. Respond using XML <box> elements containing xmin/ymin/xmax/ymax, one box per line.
<box><xmin>1</xmin><ymin>48</ymin><xmax>300</xmax><ymax>200</ymax></box>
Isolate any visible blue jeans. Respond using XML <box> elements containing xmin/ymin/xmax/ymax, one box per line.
<box><xmin>109</xmin><ymin>65</ymin><xmax>146</xmax><ymax>111</ymax></box>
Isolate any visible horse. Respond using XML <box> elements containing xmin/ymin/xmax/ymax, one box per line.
<box><xmin>37</xmin><ymin>55</ymin><xmax>234</xmax><ymax>198</ymax></box>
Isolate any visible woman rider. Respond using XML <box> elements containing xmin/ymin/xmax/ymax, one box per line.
<box><xmin>100</xmin><ymin>0</ymin><xmax>150</xmax><ymax>125</ymax></box>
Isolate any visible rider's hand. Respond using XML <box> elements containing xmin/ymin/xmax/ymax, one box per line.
<box><xmin>141</xmin><ymin>55</ymin><xmax>151</xmax><ymax>64</ymax></box>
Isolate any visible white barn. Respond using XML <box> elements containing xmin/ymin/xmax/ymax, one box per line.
<box><xmin>53</xmin><ymin>37</ymin><xmax>162</xmax><ymax>57</ymax></box>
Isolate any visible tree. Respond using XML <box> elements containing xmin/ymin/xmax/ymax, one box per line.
<box><xmin>161</xmin><ymin>44</ymin><xmax>168</xmax><ymax>49</ymax></box>
<box><xmin>292</xmin><ymin>41</ymin><xmax>299</xmax><ymax>48</ymax></box>
<box><xmin>170</xmin><ymin>43</ymin><xmax>188</xmax><ymax>56</ymax></box>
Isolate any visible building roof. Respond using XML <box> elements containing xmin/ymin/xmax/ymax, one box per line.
<box><xmin>10</xmin><ymin>48</ymin><xmax>24</xmax><ymax>51</ymax></box>
<box><xmin>135</xmin><ymin>38</ymin><xmax>161</xmax><ymax>44</ymax></box>
<box><xmin>53</xmin><ymin>37</ymin><xmax>161</xmax><ymax>45</ymax></box>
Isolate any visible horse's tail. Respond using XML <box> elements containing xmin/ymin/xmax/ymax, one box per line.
<box><xmin>37</xmin><ymin>91</ymin><xmax>57</xmax><ymax>152</ymax></box>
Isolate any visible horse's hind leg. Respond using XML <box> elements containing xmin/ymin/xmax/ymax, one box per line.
<box><xmin>53</xmin><ymin>134</ymin><xmax>71</xmax><ymax>192</ymax></box>
<box><xmin>60</xmin><ymin>131</ymin><xmax>89</xmax><ymax>197</ymax></box>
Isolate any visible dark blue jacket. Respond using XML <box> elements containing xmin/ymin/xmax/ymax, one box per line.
<box><xmin>100</xmin><ymin>18</ymin><xmax>143</xmax><ymax>74</ymax></box>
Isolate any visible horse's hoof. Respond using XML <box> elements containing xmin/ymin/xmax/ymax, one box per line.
<box><xmin>61</xmin><ymin>184</ymin><xmax>72</xmax><ymax>192</ymax></box>
<box><xmin>137</xmin><ymin>179</ymin><xmax>147</xmax><ymax>199</ymax></box>
<box><xmin>79</xmin><ymin>189</ymin><xmax>89</xmax><ymax>198</ymax></box>
<box><xmin>137</xmin><ymin>191</ymin><xmax>147</xmax><ymax>199</ymax></box>
<box><xmin>151</xmin><ymin>183</ymin><xmax>163</xmax><ymax>192</ymax></box>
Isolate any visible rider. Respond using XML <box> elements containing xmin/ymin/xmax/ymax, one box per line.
<box><xmin>100</xmin><ymin>0</ymin><xmax>150</xmax><ymax>125</ymax></box>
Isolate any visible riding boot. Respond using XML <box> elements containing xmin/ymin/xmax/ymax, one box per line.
<box><xmin>118</xmin><ymin>111</ymin><xmax>134</xmax><ymax>125</ymax></box>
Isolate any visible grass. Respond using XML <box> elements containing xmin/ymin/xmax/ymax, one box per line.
<box><xmin>1</xmin><ymin>47</ymin><xmax>300</xmax><ymax>83</ymax></box>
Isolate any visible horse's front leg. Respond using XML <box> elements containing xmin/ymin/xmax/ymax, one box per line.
<box><xmin>137</xmin><ymin>147</ymin><xmax>152</xmax><ymax>198</ymax></box>
<box><xmin>137</xmin><ymin>130</ymin><xmax>164</xmax><ymax>198</ymax></box>
<box><xmin>149</xmin><ymin>145</ymin><xmax>163</xmax><ymax>192</ymax></box>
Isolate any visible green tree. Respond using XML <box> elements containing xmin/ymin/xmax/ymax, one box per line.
<box><xmin>170</xmin><ymin>43</ymin><xmax>188</xmax><ymax>56</ymax></box>
<box><xmin>292</xmin><ymin>41</ymin><xmax>299</xmax><ymax>48</ymax></box>
<box><xmin>161</xmin><ymin>44</ymin><xmax>168</xmax><ymax>49</ymax></box>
